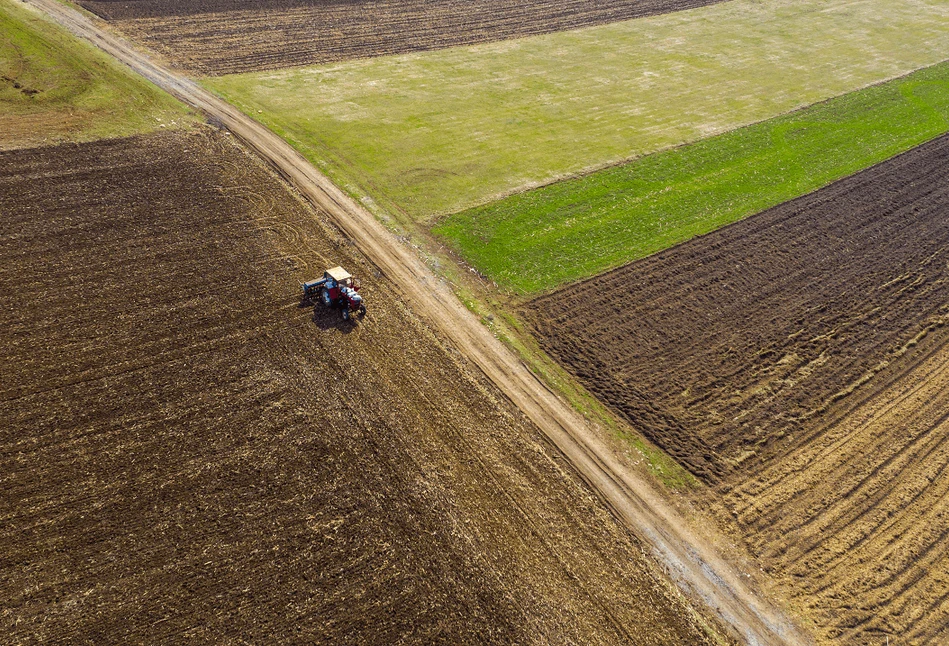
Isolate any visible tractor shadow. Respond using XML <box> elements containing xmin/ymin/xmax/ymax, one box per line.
<box><xmin>299</xmin><ymin>296</ymin><xmax>364</xmax><ymax>333</ymax></box>
<box><xmin>307</xmin><ymin>301</ymin><xmax>357</xmax><ymax>333</ymax></box>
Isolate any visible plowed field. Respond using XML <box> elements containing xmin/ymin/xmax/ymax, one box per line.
<box><xmin>723</xmin><ymin>327</ymin><xmax>949</xmax><ymax>643</ymax></box>
<box><xmin>529</xmin><ymin>134</ymin><xmax>949</xmax><ymax>642</ymax></box>
<box><xmin>76</xmin><ymin>0</ymin><xmax>722</xmax><ymax>75</ymax></box>
<box><xmin>0</xmin><ymin>130</ymin><xmax>723</xmax><ymax>644</ymax></box>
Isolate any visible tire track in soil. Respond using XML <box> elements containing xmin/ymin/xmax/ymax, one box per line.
<box><xmin>1</xmin><ymin>130</ymin><xmax>716</xmax><ymax>644</ymax></box>
<box><xmin>23</xmin><ymin>0</ymin><xmax>811</xmax><ymax>644</ymax></box>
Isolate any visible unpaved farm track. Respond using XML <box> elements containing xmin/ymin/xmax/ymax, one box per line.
<box><xmin>24</xmin><ymin>1</ymin><xmax>811</xmax><ymax>643</ymax></box>
<box><xmin>0</xmin><ymin>130</ymin><xmax>718</xmax><ymax>644</ymax></box>
<box><xmin>76</xmin><ymin>0</ymin><xmax>723</xmax><ymax>75</ymax></box>
<box><xmin>530</xmin><ymin>133</ymin><xmax>949</xmax><ymax>643</ymax></box>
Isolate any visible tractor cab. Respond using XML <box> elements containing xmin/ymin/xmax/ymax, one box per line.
<box><xmin>324</xmin><ymin>266</ymin><xmax>353</xmax><ymax>295</ymax></box>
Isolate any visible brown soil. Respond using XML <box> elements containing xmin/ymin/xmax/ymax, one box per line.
<box><xmin>76</xmin><ymin>0</ymin><xmax>724</xmax><ymax>75</ymax></box>
<box><xmin>21</xmin><ymin>2</ymin><xmax>814</xmax><ymax>641</ymax></box>
<box><xmin>529</xmin><ymin>134</ymin><xmax>949</xmax><ymax>643</ymax></box>
<box><xmin>721</xmin><ymin>329</ymin><xmax>949</xmax><ymax>644</ymax></box>
<box><xmin>0</xmin><ymin>130</ymin><xmax>722</xmax><ymax>644</ymax></box>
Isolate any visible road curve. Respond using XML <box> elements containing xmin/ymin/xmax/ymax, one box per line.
<box><xmin>26</xmin><ymin>1</ymin><xmax>813</xmax><ymax>643</ymax></box>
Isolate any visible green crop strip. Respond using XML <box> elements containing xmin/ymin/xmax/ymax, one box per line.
<box><xmin>205</xmin><ymin>0</ymin><xmax>949</xmax><ymax>222</ymax></box>
<box><xmin>434</xmin><ymin>61</ymin><xmax>949</xmax><ymax>295</ymax></box>
<box><xmin>0</xmin><ymin>0</ymin><xmax>194</xmax><ymax>149</ymax></box>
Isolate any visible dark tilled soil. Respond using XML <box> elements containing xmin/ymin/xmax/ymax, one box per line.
<box><xmin>529</xmin><ymin>134</ymin><xmax>949</xmax><ymax>644</ymax></box>
<box><xmin>528</xmin><ymin>133</ymin><xmax>949</xmax><ymax>485</ymax></box>
<box><xmin>77</xmin><ymin>0</ymin><xmax>724</xmax><ymax>75</ymax></box>
<box><xmin>0</xmin><ymin>130</ymin><xmax>720</xmax><ymax>644</ymax></box>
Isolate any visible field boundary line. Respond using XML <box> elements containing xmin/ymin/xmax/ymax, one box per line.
<box><xmin>24</xmin><ymin>1</ymin><xmax>812</xmax><ymax>642</ymax></box>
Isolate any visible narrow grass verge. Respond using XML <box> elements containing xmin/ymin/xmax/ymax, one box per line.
<box><xmin>442</xmin><ymin>259</ymin><xmax>698</xmax><ymax>491</ymax></box>
<box><xmin>434</xmin><ymin>61</ymin><xmax>949</xmax><ymax>295</ymax></box>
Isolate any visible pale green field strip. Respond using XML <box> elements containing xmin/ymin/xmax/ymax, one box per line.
<box><xmin>435</xmin><ymin>61</ymin><xmax>949</xmax><ymax>294</ymax></box>
<box><xmin>0</xmin><ymin>0</ymin><xmax>194</xmax><ymax>149</ymax></box>
<box><xmin>204</xmin><ymin>0</ymin><xmax>949</xmax><ymax>222</ymax></box>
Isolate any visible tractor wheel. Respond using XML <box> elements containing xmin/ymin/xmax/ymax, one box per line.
<box><xmin>320</xmin><ymin>288</ymin><xmax>331</xmax><ymax>307</ymax></box>
<box><xmin>341</xmin><ymin>307</ymin><xmax>350</xmax><ymax>321</ymax></box>
<box><xmin>359</xmin><ymin>304</ymin><xmax>367</xmax><ymax>317</ymax></box>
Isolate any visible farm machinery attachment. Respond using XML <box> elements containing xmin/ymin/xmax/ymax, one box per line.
<box><xmin>302</xmin><ymin>266</ymin><xmax>367</xmax><ymax>321</ymax></box>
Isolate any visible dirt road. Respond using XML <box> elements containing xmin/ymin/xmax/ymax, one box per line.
<box><xmin>529</xmin><ymin>131</ymin><xmax>949</xmax><ymax>643</ymax></box>
<box><xmin>530</xmin><ymin>133</ymin><xmax>949</xmax><ymax>485</ymax></box>
<box><xmin>2</xmin><ymin>130</ymin><xmax>723</xmax><ymax>643</ymax></box>
<box><xmin>24</xmin><ymin>1</ymin><xmax>811</xmax><ymax>642</ymax></box>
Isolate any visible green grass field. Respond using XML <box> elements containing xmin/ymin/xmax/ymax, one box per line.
<box><xmin>0</xmin><ymin>0</ymin><xmax>194</xmax><ymax>149</ymax></box>
<box><xmin>205</xmin><ymin>0</ymin><xmax>949</xmax><ymax>222</ymax></box>
<box><xmin>434</xmin><ymin>61</ymin><xmax>949</xmax><ymax>294</ymax></box>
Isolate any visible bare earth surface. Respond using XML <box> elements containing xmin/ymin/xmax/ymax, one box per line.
<box><xmin>76</xmin><ymin>0</ymin><xmax>723</xmax><ymax>75</ymax></box>
<box><xmin>20</xmin><ymin>1</ymin><xmax>813</xmax><ymax>643</ymax></box>
<box><xmin>724</xmin><ymin>327</ymin><xmax>949</xmax><ymax>643</ymax></box>
<box><xmin>529</xmin><ymin>134</ymin><xmax>949</xmax><ymax>643</ymax></box>
<box><xmin>0</xmin><ymin>130</ymin><xmax>722</xmax><ymax>644</ymax></box>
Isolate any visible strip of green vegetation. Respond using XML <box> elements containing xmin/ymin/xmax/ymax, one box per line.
<box><xmin>434</xmin><ymin>61</ymin><xmax>949</xmax><ymax>294</ymax></box>
<box><xmin>205</xmin><ymin>0</ymin><xmax>949</xmax><ymax>222</ymax></box>
<box><xmin>452</xmin><ymin>273</ymin><xmax>698</xmax><ymax>490</ymax></box>
<box><xmin>0</xmin><ymin>0</ymin><xmax>194</xmax><ymax>149</ymax></box>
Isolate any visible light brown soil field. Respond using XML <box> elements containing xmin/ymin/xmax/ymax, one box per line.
<box><xmin>76</xmin><ymin>0</ymin><xmax>723</xmax><ymax>75</ymax></box>
<box><xmin>723</xmin><ymin>329</ymin><xmax>949</xmax><ymax>643</ymax></box>
<box><xmin>0</xmin><ymin>130</ymin><xmax>725</xmax><ymax>644</ymax></box>
<box><xmin>528</xmin><ymin>134</ymin><xmax>949</xmax><ymax>643</ymax></box>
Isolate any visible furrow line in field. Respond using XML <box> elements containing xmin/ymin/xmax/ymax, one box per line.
<box><xmin>24</xmin><ymin>0</ymin><xmax>811</xmax><ymax>643</ymax></box>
